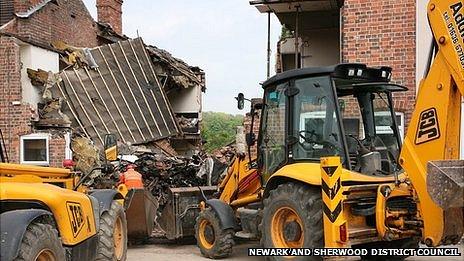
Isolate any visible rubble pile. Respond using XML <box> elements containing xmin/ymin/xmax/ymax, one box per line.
<box><xmin>212</xmin><ymin>145</ymin><xmax>236</xmax><ymax>165</ymax></box>
<box><xmin>131</xmin><ymin>153</ymin><xmax>209</xmax><ymax>209</ymax></box>
<box><xmin>176</xmin><ymin>116</ymin><xmax>199</xmax><ymax>130</ymax></box>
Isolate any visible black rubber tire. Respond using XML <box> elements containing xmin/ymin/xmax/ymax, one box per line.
<box><xmin>14</xmin><ymin>221</ymin><xmax>66</xmax><ymax>261</ymax></box>
<box><xmin>96</xmin><ymin>201</ymin><xmax>128</xmax><ymax>261</ymax></box>
<box><xmin>359</xmin><ymin>237</ymin><xmax>420</xmax><ymax>261</ymax></box>
<box><xmin>195</xmin><ymin>208</ymin><xmax>235</xmax><ymax>259</ymax></box>
<box><xmin>260</xmin><ymin>183</ymin><xmax>323</xmax><ymax>261</ymax></box>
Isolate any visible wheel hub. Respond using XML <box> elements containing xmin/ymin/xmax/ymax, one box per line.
<box><xmin>271</xmin><ymin>206</ymin><xmax>304</xmax><ymax>248</ymax></box>
<box><xmin>283</xmin><ymin>221</ymin><xmax>302</xmax><ymax>242</ymax></box>
<box><xmin>199</xmin><ymin>219</ymin><xmax>216</xmax><ymax>249</ymax></box>
<box><xmin>204</xmin><ymin>224</ymin><xmax>215</xmax><ymax>244</ymax></box>
<box><xmin>35</xmin><ymin>249</ymin><xmax>56</xmax><ymax>261</ymax></box>
<box><xmin>114</xmin><ymin>215</ymin><xmax>124</xmax><ymax>260</ymax></box>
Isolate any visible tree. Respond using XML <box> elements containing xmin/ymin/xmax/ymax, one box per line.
<box><xmin>201</xmin><ymin>112</ymin><xmax>244</xmax><ymax>152</ymax></box>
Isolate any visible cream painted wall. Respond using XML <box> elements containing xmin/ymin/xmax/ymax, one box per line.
<box><xmin>20</xmin><ymin>44</ymin><xmax>59</xmax><ymax>110</ymax></box>
<box><xmin>416</xmin><ymin>0</ymin><xmax>433</xmax><ymax>87</ymax></box>
<box><xmin>168</xmin><ymin>85</ymin><xmax>202</xmax><ymax>114</ymax></box>
<box><xmin>300</xmin><ymin>28</ymin><xmax>340</xmax><ymax>68</ymax></box>
<box><xmin>279</xmin><ymin>28</ymin><xmax>340</xmax><ymax>69</ymax></box>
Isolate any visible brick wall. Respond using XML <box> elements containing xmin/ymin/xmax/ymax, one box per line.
<box><xmin>0</xmin><ymin>36</ymin><xmax>67</xmax><ymax>167</ymax></box>
<box><xmin>13</xmin><ymin>0</ymin><xmax>43</xmax><ymax>13</ymax></box>
<box><xmin>243</xmin><ymin>111</ymin><xmax>260</xmax><ymax>158</ymax></box>
<box><xmin>3</xmin><ymin>0</ymin><xmax>99</xmax><ymax>48</ymax></box>
<box><xmin>48</xmin><ymin>133</ymin><xmax>67</xmax><ymax>167</ymax></box>
<box><xmin>0</xmin><ymin>0</ymin><xmax>101</xmax><ymax>167</ymax></box>
<box><xmin>243</xmin><ymin>99</ymin><xmax>263</xmax><ymax>158</ymax></box>
<box><xmin>0</xmin><ymin>36</ymin><xmax>28</xmax><ymax>163</ymax></box>
<box><xmin>342</xmin><ymin>0</ymin><xmax>416</xmax><ymax>128</ymax></box>
<box><xmin>97</xmin><ymin>0</ymin><xmax>123</xmax><ymax>35</ymax></box>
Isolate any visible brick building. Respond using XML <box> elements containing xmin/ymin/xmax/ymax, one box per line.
<box><xmin>0</xmin><ymin>0</ymin><xmax>126</xmax><ymax>166</ymax></box>
<box><xmin>251</xmin><ymin>0</ymin><xmax>417</xmax><ymax>139</ymax></box>
<box><xmin>0</xmin><ymin>0</ymin><xmax>205</xmax><ymax>167</ymax></box>
<box><xmin>250</xmin><ymin>0</ymin><xmax>464</xmax><ymax>158</ymax></box>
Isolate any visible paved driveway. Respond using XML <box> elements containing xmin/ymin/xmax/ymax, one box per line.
<box><xmin>127</xmin><ymin>240</ymin><xmax>463</xmax><ymax>261</ymax></box>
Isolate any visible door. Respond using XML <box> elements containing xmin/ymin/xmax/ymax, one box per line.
<box><xmin>260</xmin><ymin>83</ymin><xmax>288</xmax><ymax>183</ymax></box>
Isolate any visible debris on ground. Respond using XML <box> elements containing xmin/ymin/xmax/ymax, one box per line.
<box><xmin>113</xmin><ymin>150</ymin><xmax>225</xmax><ymax>225</ymax></box>
<box><xmin>132</xmin><ymin>153</ymin><xmax>208</xmax><ymax>208</ymax></box>
<box><xmin>212</xmin><ymin>145</ymin><xmax>236</xmax><ymax>165</ymax></box>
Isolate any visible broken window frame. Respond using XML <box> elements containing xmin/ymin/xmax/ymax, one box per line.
<box><xmin>20</xmin><ymin>133</ymin><xmax>50</xmax><ymax>166</ymax></box>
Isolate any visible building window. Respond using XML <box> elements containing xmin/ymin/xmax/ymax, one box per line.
<box><xmin>20</xmin><ymin>134</ymin><xmax>49</xmax><ymax>165</ymax></box>
<box><xmin>375</xmin><ymin>112</ymin><xmax>405</xmax><ymax>141</ymax></box>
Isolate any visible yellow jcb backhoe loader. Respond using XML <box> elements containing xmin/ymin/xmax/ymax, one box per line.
<box><xmin>195</xmin><ymin>0</ymin><xmax>463</xmax><ymax>259</ymax></box>
<box><xmin>0</xmin><ymin>133</ymin><xmax>128</xmax><ymax>261</ymax></box>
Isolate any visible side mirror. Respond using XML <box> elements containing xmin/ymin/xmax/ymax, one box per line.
<box><xmin>104</xmin><ymin>134</ymin><xmax>118</xmax><ymax>162</ymax></box>
<box><xmin>246</xmin><ymin>132</ymin><xmax>256</xmax><ymax>147</ymax></box>
<box><xmin>236</xmin><ymin>93</ymin><xmax>245</xmax><ymax>110</ymax></box>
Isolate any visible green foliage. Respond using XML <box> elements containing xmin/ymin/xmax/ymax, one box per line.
<box><xmin>201</xmin><ymin>111</ymin><xmax>244</xmax><ymax>152</ymax></box>
<box><xmin>281</xmin><ymin>25</ymin><xmax>293</xmax><ymax>39</ymax></box>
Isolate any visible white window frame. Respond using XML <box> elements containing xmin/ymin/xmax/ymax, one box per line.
<box><xmin>396</xmin><ymin>112</ymin><xmax>405</xmax><ymax>141</ymax></box>
<box><xmin>64</xmin><ymin>132</ymin><xmax>72</xmax><ymax>160</ymax></box>
<box><xmin>374</xmin><ymin>111</ymin><xmax>405</xmax><ymax>141</ymax></box>
<box><xmin>20</xmin><ymin>133</ymin><xmax>49</xmax><ymax>165</ymax></box>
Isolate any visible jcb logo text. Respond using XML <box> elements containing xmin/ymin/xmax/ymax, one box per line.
<box><xmin>415</xmin><ymin>108</ymin><xmax>440</xmax><ymax>144</ymax></box>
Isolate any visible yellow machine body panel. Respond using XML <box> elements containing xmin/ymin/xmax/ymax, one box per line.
<box><xmin>0</xmin><ymin>163</ymin><xmax>76</xmax><ymax>189</ymax></box>
<box><xmin>0</xmin><ymin>181</ymin><xmax>97</xmax><ymax>246</ymax></box>
<box><xmin>0</xmin><ymin>163</ymin><xmax>71</xmax><ymax>178</ymax></box>
<box><xmin>105</xmin><ymin>145</ymin><xmax>118</xmax><ymax>162</ymax></box>
<box><xmin>218</xmin><ymin>156</ymin><xmax>261</xmax><ymax>207</ymax></box>
<box><xmin>397</xmin><ymin>0</ymin><xmax>464</xmax><ymax>245</ymax></box>
<box><xmin>268</xmin><ymin>162</ymin><xmax>397</xmax><ymax>187</ymax></box>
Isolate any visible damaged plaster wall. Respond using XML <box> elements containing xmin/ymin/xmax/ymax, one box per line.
<box><xmin>20</xmin><ymin>43</ymin><xmax>59</xmax><ymax>111</ymax></box>
<box><xmin>167</xmin><ymin>85</ymin><xmax>202</xmax><ymax>114</ymax></box>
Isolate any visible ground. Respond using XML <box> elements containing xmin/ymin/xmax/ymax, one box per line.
<box><xmin>127</xmin><ymin>241</ymin><xmax>464</xmax><ymax>260</ymax></box>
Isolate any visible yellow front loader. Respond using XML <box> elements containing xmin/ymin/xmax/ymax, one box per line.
<box><xmin>195</xmin><ymin>0</ymin><xmax>463</xmax><ymax>260</ymax></box>
<box><xmin>0</xmin><ymin>134</ymin><xmax>128</xmax><ymax>261</ymax></box>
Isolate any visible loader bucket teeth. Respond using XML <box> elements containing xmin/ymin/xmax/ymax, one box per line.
<box><xmin>427</xmin><ymin>160</ymin><xmax>464</xmax><ymax>209</ymax></box>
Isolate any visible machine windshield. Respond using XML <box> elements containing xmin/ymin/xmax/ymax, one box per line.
<box><xmin>260</xmin><ymin>83</ymin><xmax>287</xmax><ymax>180</ymax></box>
<box><xmin>292</xmin><ymin>76</ymin><xmax>345</xmax><ymax>161</ymax></box>
<box><xmin>335</xmin><ymin>80</ymin><xmax>403</xmax><ymax>175</ymax></box>
<box><xmin>259</xmin><ymin>75</ymin><xmax>403</xmax><ymax>177</ymax></box>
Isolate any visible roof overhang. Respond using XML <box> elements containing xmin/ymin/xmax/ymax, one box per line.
<box><xmin>250</xmin><ymin>0</ymin><xmax>344</xmax><ymax>31</ymax></box>
<box><xmin>250</xmin><ymin>0</ymin><xmax>343</xmax><ymax>13</ymax></box>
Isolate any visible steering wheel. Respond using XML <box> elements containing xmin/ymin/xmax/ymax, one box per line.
<box><xmin>298</xmin><ymin>130</ymin><xmax>339</xmax><ymax>152</ymax></box>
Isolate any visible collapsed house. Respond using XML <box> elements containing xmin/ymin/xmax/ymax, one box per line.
<box><xmin>0</xmin><ymin>0</ymin><xmax>205</xmax><ymax>168</ymax></box>
<box><xmin>52</xmin><ymin>38</ymin><xmax>180</xmax><ymax>146</ymax></box>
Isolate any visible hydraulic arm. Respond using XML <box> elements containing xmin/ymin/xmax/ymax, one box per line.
<box><xmin>399</xmin><ymin>0</ymin><xmax>464</xmax><ymax>246</ymax></box>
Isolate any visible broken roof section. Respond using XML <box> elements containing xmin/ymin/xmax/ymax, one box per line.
<box><xmin>56</xmin><ymin>38</ymin><xmax>180</xmax><ymax>146</ymax></box>
<box><xmin>15</xmin><ymin>0</ymin><xmax>55</xmax><ymax>18</ymax></box>
<box><xmin>146</xmin><ymin>45</ymin><xmax>205</xmax><ymax>93</ymax></box>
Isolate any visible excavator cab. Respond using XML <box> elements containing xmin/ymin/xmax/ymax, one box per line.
<box><xmin>258</xmin><ymin>63</ymin><xmax>407</xmax><ymax>183</ymax></box>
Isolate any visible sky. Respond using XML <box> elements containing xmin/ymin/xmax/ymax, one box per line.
<box><xmin>82</xmin><ymin>0</ymin><xmax>281</xmax><ymax>114</ymax></box>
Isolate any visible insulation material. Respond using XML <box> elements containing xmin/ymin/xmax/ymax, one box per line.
<box><xmin>71</xmin><ymin>136</ymin><xmax>100</xmax><ymax>174</ymax></box>
<box><xmin>56</xmin><ymin>38</ymin><xmax>179</xmax><ymax>146</ymax></box>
